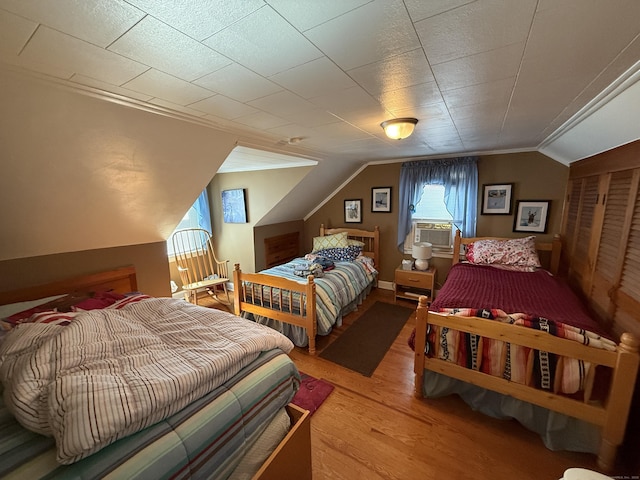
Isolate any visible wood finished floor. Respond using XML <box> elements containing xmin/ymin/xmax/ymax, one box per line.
<box><xmin>201</xmin><ymin>288</ymin><xmax>631</xmax><ymax>480</ymax></box>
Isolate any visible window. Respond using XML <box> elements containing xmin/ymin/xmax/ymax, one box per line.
<box><xmin>403</xmin><ymin>185</ymin><xmax>454</xmax><ymax>253</ymax></box>
<box><xmin>396</xmin><ymin>157</ymin><xmax>478</xmax><ymax>252</ymax></box>
<box><xmin>167</xmin><ymin>189</ymin><xmax>211</xmax><ymax>257</ymax></box>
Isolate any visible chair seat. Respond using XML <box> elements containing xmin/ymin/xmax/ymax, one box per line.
<box><xmin>184</xmin><ymin>277</ymin><xmax>229</xmax><ymax>290</ymax></box>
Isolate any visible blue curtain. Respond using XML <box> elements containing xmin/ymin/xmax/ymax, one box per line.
<box><xmin>397</xmin><ymin>157</ymin><xmax>478</xmax><ymax>251</ymax></box>
<box><xmin>194</xmin><ymin>188</ymin><xmax>212</xmax><ymax>234</ymax></box>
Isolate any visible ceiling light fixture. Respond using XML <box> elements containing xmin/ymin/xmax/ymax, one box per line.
<box><xmin>380</xmin><ymin>117</ymin><xmax>418</xmax><ymax>140</ymax></box>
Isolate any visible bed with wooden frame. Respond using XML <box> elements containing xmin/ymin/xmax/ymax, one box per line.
<box><xmin>234</xmin><ymin>224</ymin><xmax>380</xmax><ymax>355</ymax></box>
<box><xmin>0</xmin><ymin>266</ymin><xmax>311</xmax><ymax>480</ymax></box>
<box><xmin>412</xmin><ymin>232</ymin><xmax>640</xmax><ymax>472</ymax></box>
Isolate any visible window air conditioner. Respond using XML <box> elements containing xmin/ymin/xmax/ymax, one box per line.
<box><xmin>414</xmin><ymin>222</ymin><xmax>453</xmax><ymax>249</ymax></box>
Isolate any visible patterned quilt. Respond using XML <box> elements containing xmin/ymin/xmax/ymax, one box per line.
<box><xmin>0</xmin><ymin>298</ymin><xmax>294</xmax><ymax>464</ymax></box>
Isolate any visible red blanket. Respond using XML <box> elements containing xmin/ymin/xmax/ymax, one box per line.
<box><xmin>431</xmin><ymin>263</ymin><xmax>607</xmax><ymax>336</ymax></box>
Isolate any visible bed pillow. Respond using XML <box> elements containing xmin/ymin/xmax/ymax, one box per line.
<box><xmin>347</xmin><ymin>239</ymin><xmax>365</xmax><ymax>248</ymax></box>
<box><xmin>315</xmin><ymin>245</ymin><xmax>362</xmax><ymax>262</ymax></box>
<box><xmin>3</xmin><ymin>294</ymin><xmax>90</xmax><ymax>325</ymax></box>
<box><xmin>312</xmin><ymin>232</ymin><xmax>349</xmax><ymax>252</ymax></box>
<box><xmin>465</xmin><ymin>236</ymin><xmax>541</xmax><ymax>272</ymax></box>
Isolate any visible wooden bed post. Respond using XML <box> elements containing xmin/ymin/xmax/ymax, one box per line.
<box><xmin>233</xmin><ymin>264</ymin><xmax>242</xmax><ymax>316</ymax></box>
<box><xmin>597</xmin><ymin>332</ymin><xmax>640</xmax><ymax>471</ymax></box>
<box><xmin>414</xmin><ymin>296</ymin><xmax>429</xmax><ymax>398</ymax></box>
<box><xmin>550</xmin><ymin>234</ymin><xmax>562</xmax><ymax>275</ymax></box>
<box><xmin>306</xmin><ymin>275</ymin><xmax>317</xmax><ymax>355</ymax></box>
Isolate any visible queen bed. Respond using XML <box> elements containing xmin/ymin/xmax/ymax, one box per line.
<box><xmin>0</xmin><ymin>266</ymin><xmax>311</xmax><ymax>479</ymax></box>
<box><xmin>411</xmin><ymin>231</ymin><xmax>639</xmax><ymax>472</ymax></box>
<box><xmin>233</xmin><ymin>225</ymin><xmax>379</xmax><ymax>354</ymax></box>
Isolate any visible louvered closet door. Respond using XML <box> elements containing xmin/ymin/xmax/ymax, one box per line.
<box><xmin>590</xmin><ymin>170</ymin><xmax>639</xmax><ymax>327</ymax></box>
<box><xmin>614</xmin><ymin>173</ymin><xmax>640</xmax><ymax>339</ymax></box>
<box><xmin>566</xmin><ymin>175</ymin><xmax>600</xmax><ymax>291</ymax></box>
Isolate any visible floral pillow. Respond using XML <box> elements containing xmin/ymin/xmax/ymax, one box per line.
<box><xmin>312</xmin><ymin>232</ymin><xmax>349</xmax><ymax>252</ymax></box>
<box><xmin>465</xmin><ymin>236</ymin><xmax>541</xmax><ymax>272</ymax></box>
<box><xmin>315</xmin><ymin>245</ymin><xmax>362</xmax><ymax>262</ymax></box>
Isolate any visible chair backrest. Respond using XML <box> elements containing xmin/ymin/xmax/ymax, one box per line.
<box><xmin>171</xmin><ymin>228</ymin><xmax>228</xmax><ymax>287</ymax></box>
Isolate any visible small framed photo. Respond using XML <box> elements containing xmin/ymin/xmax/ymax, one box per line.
<box><xmin>371</xmin><ymin>186</ymin><xmax>391</xmax><ymax>212</ymax></box>
<box><xmin>482</xmin><ymin>183</ymin><xmax>513</xmax><ymax>215</ymax></box>
<box><xmin>513</xmin><ymin>200</ymin><xmax>550</xmax><ymax>233</ymax></box>
<box><xmin>222</xmin><ymin>188</ymin><xmax>248</xmax><ymax>223</ymax></box>
<box><xmin>344</xmin><ymin>199</ymin><xmax>362</xmax><ymax>223</ymax></box>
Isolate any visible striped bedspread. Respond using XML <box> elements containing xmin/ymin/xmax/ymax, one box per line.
<box><xmin>248</xmin><ymin>258</ymin><xmax>376</xmax><ymax>344</ymax></box>
<box><xmin>1</xmin><ymin>349</ymin><xmax>299</xmax><ymax>479</ymax></box>
<box><xmin>0</xmin><ymin>298</ymin><xmax>294</xmax><ymax>465</ymax></box>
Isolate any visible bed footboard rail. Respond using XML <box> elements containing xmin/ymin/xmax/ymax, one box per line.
<box><xmin>413</xmin><ymin>296</ymin><xmax>639</xmax><ymax>471</ymax></box>
<box><xmin>233</xmin><ymin>264</ymin><xmax>318</xmax><ymax>354</ymax></box>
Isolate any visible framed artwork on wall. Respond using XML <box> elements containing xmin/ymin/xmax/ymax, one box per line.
<box><xmin>371</xmin><ymin>186</ymin><xmax>392</xmax><ymax>212</ymax></box>
<box><xmin>513</xmin><ymin>200</ymin><xmax>550</xmax><ymax>233</ymax></box>
<box><xmin>221</xmin><ymin>188</ymin><xmax>248</xmax><ymax>223</ymax></box>
<box><xmin>344</xmin><ymin>199</ymin><xmax>362</xmax><ymax>223</ymax></box>
<box><xmin>481</xmin><ymin>183</ymin><xmax>513</xmax><ymax>215</ymax></box>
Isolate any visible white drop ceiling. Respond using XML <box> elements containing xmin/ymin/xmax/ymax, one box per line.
<box><xmin>2</xmin><ymin>0</ymin><xmax>640</xmax><ymax>169</ymax></box>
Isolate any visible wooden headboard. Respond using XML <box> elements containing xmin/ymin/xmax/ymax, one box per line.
<box><xmin>0</xmin><ymin>266</ymin><xmax>138</xmax><ymax>306</ymax></box>
<box><xmin>320</xmin><ymin>224</ymin><xmax>380</xmax><ymax>267</ymax></box>
<box><xmin>451</xmin><ymin>230</ymin><xmax>562</xmax><ymax>275</ymax></box>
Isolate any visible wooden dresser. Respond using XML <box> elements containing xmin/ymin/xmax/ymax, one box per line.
<box><xmin>264</xmin><ymin>232</ymin><xmax>300</xmax><ymax>268</ymax></box>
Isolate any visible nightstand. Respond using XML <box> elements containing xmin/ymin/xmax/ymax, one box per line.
<box><xmin>394</xmin><ymin>265</ymin><xmax>436</xmax><ymax>303</ymax></box>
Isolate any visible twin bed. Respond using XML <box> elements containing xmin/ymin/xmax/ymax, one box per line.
<box><xmin>0</xmin><ymin>267</ymin><xmax>311</xmax><ymax>479</ymax></box>
<box><xmin>233</xmin><ymin>225</ymin><xmax>379</xmax><ymax>354</ymax></box>
<box><xmin>412</xmin><ymin>231</ymin><xmax>639</xmax><ymax>471</ymax></box>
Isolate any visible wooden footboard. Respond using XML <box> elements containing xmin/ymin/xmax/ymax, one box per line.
<box><xmin>233</xmin><ymin>264</ymin><xmax>318</xmax><ymax>354</ymax></box>
<box><xmin>413</xmin><ymin>296</ymin><xmax>640</xmax><ymax>472</ymax></box>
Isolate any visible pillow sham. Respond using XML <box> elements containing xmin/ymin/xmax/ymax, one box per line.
<box><xmin>3</xmin><ymin>294</ymin><xmax>89</xmax><ymax>325</ymax></box>
<box><xmin>315</xmin><ymin>245</ymin><xmax>362</xmax><ymax>262</ymax></box>
<box><xmin>312</xmin><ymin>232</ymin><xmax>349</xmax><ymax>252</ymax></box>
<box><xmin>465</xmin><ymin>236</ymin><xmax>541</xmax><ymax>272</ymax></box>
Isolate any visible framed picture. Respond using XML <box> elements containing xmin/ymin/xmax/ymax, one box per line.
<box><xmin>371</xmin><ymin>186</ymin><xmax>391</xmax><ymax>212</ymax></box>
<box><xmin>482</xmin><ymin>183</ymin><xmax>513</xmax><ymax>215</ymax></box>
<box><xmin>344</xmin><ymin>199</ymin><xmax>362</xmax><ymax>223</ymax></box>
<box><xmin>221</xmin><ymin>188</ymin><xmax>248</xmax><ymax>223</ymax></box>
<box><xmin>513</xmin><ymin>200</ymin><xmax>550</xmax><ymax>233</ymax></box>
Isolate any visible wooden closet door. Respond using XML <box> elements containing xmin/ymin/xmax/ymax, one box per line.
<box><xmin>613</xmin><ymin>171</ymin><xmax>640</xmax><ymax>338</ymax></box>
<box><xmin>564</xmin><ymin>175</ymin><xmax>600</xmax><ymax>292</ymax></box>
<box><xmin>590</xmin><ymin>169</ymin><xmax>639</xmax><ymax>331</ymax></box>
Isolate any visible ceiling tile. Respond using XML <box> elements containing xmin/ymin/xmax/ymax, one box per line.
<box><xmin>18</xmin><ymin>26</ymin><xmax>148</xmax><ymax>84</ymax></box>
<box><xmin>148</xmin><ymin>98</ymin><xmax>210</xmax><ymax>118</ymax></box>
<box><xmin>305</xmin><ymin>0</ymin><xmax>421</xmax><ymax>70</ymax></box>
<box><xmin>279</xmin><ymin>108</ymin><xmax>341</xmax><ymax>128</ymax></box>
<box><xmin>247</xmin><ymin>90</ymin><xmax>315</xmax><ymax>117</ymax></box>
<box><xmin>378</xmin><ymin>81</ymin><xmax>443</xmax><ymax>113</ymax></box>
<box><xmin>269</xmin><ymin>57</ymin><xmax>357</xmax><ymax>99</ymax></box>
<box><xmin>189</xmin><ymin>94</ymin><xmax>260</xmax><ymax>119</ymax></box>
<box><xmin>204</xmin><ymin>6</ymin><xmax>323</xmax><ymax>77</ymax></box>
<box><xmin>194</xmin><ymin>63</ymin><xmax>282</xmax><ymax>102</ymax></box>
<box><xmin>122</xmin><ymin>69</ymin><xmax>212</xmax><ymax>105</ymax></box>
<box><xmin>348</xmin><ymin>48</ymin><xmax>435</xmax><ymax>96</ymax></box>
<box><xmin>310</xmin><ymin>85</ymin><xmax>385</xmax><ymax>122</ymax></box>
<box><xmin>416</xmin><ymin>0</ymin><xmax>537</xmax><ymax>65</ymax></box>
<box><xmin>0</xmin><ymin>8</ymin><xmax>37</xmax><ymax>57</ymax></box>
<box><xmin>266</xmin><ymin>0</ymin><xmax>372</xmax><ymax>32</ymax></box>
<box><xmin>404</xmin><ymin>0</ymin><xmax>475</xmax><ymax>23</ymax></box>
<box><xmin>125</xmin><ymin>0</ymin><xmax>264</xmax><ymax>41</ymax></box>
<box><xmin>432</xmin><ymin>42</ymin><xmax>524</xmax><ymax>91</ymax></box>
<box><xmin>441</xmin><ymin>77</ymin><xmax>514</xmax><ymax>108</ymax></box>
<box><xmin>108</xmin><ymin>16</ymin><xmax>231</xmax><ymax>82</ymax></box>
<box><xmin>0</xmin><ymin>0</ymin><xmax>144</xmax><ymax>48</ymax></box>
<box><xmin>234</xmin><ymin>111</ymin><xmax>290</xmax><ymax>130</ymax></box>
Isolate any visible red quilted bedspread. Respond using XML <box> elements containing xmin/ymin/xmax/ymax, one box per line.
<box><xmin>430</xmin><ymin>263</ymin><xmax>607</xmax><ymax>337</ymax></box>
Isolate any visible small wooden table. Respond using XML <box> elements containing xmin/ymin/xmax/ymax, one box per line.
<box><xmin>394</xmin><ymin>265</ymin><xmax>436</xmax><ymax>303</ymax></box>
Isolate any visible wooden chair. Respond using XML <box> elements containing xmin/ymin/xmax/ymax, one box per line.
<box><xmin>171</xmin><ymin>228</ymin><xmax>230</xmax><ymax>306</ymax></box>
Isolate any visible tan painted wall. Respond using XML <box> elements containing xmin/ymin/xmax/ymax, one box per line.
<box><xmin>305</xmin><ymin>152</ymin><xmax>569</xmax><ymax>287</ymax></box>
<box><xmin>210</xmin><ymin>166</ymin><xmax>313</xmax><ymax>274</ymax></box>
<box><xmin>0</xmin><ymin>242</ymin><xmax>171</xmax><ymax>297</ymax></box>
